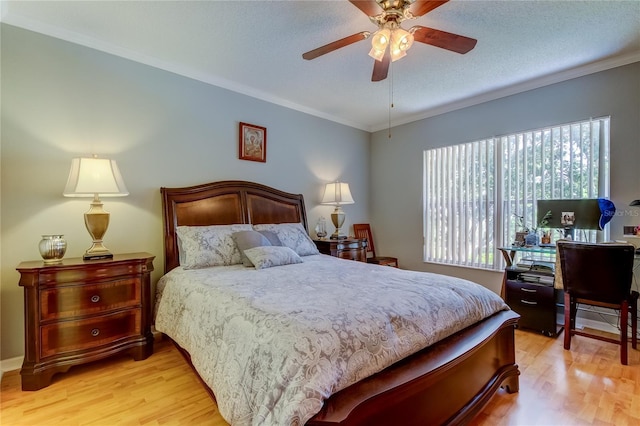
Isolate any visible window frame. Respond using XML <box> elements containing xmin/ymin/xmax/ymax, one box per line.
<box><xmin>423</xmin><ymin>117</ymin><xmax>610</xmax><ymax>271</ymax></box>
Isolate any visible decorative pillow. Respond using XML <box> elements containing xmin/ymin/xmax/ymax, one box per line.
<box><xmin>252</xmin><ymin>223</ymin><xmax>320</xmax><ymax>256</ymax></box>
<box><xmin>243</xmin><ymin>246</ymin><xmax>303</xmax><ymax>270</ymax></box>
<box><xmin>257</xmin><ymin>230</ymin><xmax>282</xmax><ymax>247</ymax></box>
<box><xmin>176</xmin><ymin>224</ymin><xmax>252</xmax><ymax>269</ymax></box>
<box><xmin>232</xmin><ymin>230</ymin><xmax>278</xmax><ymax>267</ymax></box>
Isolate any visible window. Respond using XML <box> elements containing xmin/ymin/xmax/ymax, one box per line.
<box><xmin>423</xmin><ymin>117</ymin><xmax>610</xmax><ymax>270</ymax></box>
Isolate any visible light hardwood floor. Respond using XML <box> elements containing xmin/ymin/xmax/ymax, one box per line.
<box><xmin>2</xmin><ymin>330</ymin><xmax>639</xmax><ymax>425</ymax></box>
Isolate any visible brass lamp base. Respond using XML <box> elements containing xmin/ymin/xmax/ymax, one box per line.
<box><xmin>329</xmin><ymin>206</ymin><xmax>348</xmax><ymax>240</ymax></box>
<box><xmin>83</xmin><ymin>197</ymin><xmax>114</xmax><ymax>260</ymax></box>
<box><xmin>83</xmin><ymin>247</ymin><xmax>114</xmax><ymax>260</ymax></box>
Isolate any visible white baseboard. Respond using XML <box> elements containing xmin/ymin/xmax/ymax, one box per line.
<box><xmin>1</xmin><ymin>356</ymin><xmax>23</xmax><ymax>381</ymax></box>
<box><xmin>557</xmin><ymin>313</ymin><xmax>625</xmax><ymax>335</ymax></box>
<box><xmin>576</xmin><ymin>317</ymin><xmax>621</xmax><ymax>334</ymax></box>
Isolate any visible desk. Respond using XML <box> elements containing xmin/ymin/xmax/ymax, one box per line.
<box><xmin>497</xmin><ymin>246</ymin><xmax>556</xmax><ymax>297</ymax></box>
<box><xmin>498</xmin><ymin>245</ymin><xmax>640</xmax><ymax>277</ymax></box>
<box><xmin>498</xmin><ymin>245</ymin><xmax>556</xmax><ymax>267</ymax></box>
<box><xmin>498</xmin><ymin>245</ymin><xmax>640</xmax><ymax>338</ymax></box>
<box><xmin>498</xmin><ymin>246</ymin><xmax>560</xmax><ymax>337</ymax></box>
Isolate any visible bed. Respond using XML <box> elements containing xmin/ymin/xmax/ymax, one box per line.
<box><xmin>156</xmin><ymin>180</ymin><xmax>520</xmax><ymax>425</ymax></box>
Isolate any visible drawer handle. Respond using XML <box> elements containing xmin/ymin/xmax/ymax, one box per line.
<box><xmin>90</xmin><ymin>295</ymin><xmax>101</xmax><ymax>303</ymax></box>
<box><xmin>520</xmin><ymin>300</ymin><xmax>538</xmax><ymax>305</ymax></box>
<box><xmin>91</xmin><ymin>328</ymin><xmax>100</xmax><ymax>337</ymax></box>
<box><xmin>520</xmin><ymin>288</ymin><xmax>537</xmax><ymax>293</ymax></box>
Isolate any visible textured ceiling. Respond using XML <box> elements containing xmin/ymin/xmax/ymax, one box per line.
<box><xmin>2</xmin><ymin>0</ymin><xmax>639</xmax><ymax>131</ymax></box>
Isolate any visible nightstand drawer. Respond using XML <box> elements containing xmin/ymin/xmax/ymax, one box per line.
<box><xmin>336</xmin><ymin>248</ymin><xmax>364</xmax><ymax>261</ymax></box>
<box><xmin>40</xmin><ymin>278</ymin><xmax>141</xmax><ymax>321</ymax></box>
<box><xmin>313</xmin><ymin>238</ymin><xmax>367</xmax><ymax>262</ymax></box>
<box><xmin>336</xmin><ymin>250</ymin><xmax>361</xmax><ymax>261</ymax></box>
<box><xmin>40</xmin><ymin>310</ymin><xmax>141</xmax><ymax>358</ymax></box>
<box><xmin>37</xmin><ymin>263</ymin><xmax>144</xmax><ymax>286</ymax></box>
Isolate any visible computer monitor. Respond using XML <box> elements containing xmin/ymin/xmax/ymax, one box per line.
<box><xmin>536</xmin><ymin>199</ymin><xmax>601</xmax><ymax>238</ymax></box>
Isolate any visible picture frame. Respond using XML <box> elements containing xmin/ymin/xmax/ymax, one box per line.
<box><xmin>561</xmin><ymin>211</ymin><xmax>575</xmax><ymax>226</ymax></box>
<box><xmin>239</xmin><ymin>122</ymin><xmax>266</xmax><ymax>163</ymax></box>
<box><xmin>514</xmin><ymin>231</ymin><xmax>527</xmax><ymax>247</ymax></box>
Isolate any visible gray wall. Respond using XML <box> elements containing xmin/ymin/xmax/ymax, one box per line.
<box><xmin>370</xmin><ymin>62</ymin><xmax>640</xmax><ymax>294</ymax></box>
<box><xmin>0</xmin><ymin>24</ymin><xmax>370</xmax><ymax>359</ymax></box>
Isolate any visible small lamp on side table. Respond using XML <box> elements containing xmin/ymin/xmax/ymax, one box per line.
<box><xmin>63</xmin><ymin>155</ymin><xmax>129</xmax><ymax>260</ymax></box>
<box><xmin>321</xmin><ymin>182</ymin><xmax>354</xmax><ymax>240</ymax></box>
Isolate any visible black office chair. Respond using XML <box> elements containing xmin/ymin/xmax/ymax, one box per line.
<box><xmin>558</xmin><ymin>242</ymin><xmax>638</xmax><ymax>365</ymax></box>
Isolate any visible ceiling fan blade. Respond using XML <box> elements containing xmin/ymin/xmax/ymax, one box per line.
<box><xmin>411</xmin><ymin>26</ymin><xmax>477</xmax><ymax>54</ymax></box>
<box><xmin>349</xmin><ymin>0</ymin><xmax>382</xmax><ymax>17</ymax></box>
<box><xmin>371</xmin><ymin>52</ymin><xmax>391</xmax><ymax>82</ymax></box>
<box><xmin>302</xmin><ymin>31</ymin><xmax>370</xmax><ymax>60</ymax></box>
<box><xmin>409</xmin><ymin>0</ymin><xmax>449</xmax><ymax>17</ymax></box>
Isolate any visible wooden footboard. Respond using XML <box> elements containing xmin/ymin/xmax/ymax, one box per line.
<box><xmin>307</xmin><ymin>309</ymin><xmax>520</xmax><ymax>426</ymax></box>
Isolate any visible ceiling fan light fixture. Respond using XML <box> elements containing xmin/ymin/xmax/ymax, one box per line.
<box><xmin>368</xmin><ymin>46</ymin><xmax>386</xmax><ymax>61</ymax></box>
<box><xmin>301</xmin><ymin>1</ymin><xmax>477</xmax><ymax>82</ymax></box>
<box><xmin>370</xmin><ymin>28</ymin><xmax>390</xmax><ymax>52</ymax></box>
<box><xmin>389</xmin><ymin>28</ymin><xmax>413</xmax><ymax>62</ymax></box>
<box><xmin>393</xmin><ymin>27</ymin><xmax>414</xmax><ymax>52</ymax></box>
<box><xmin>390</xmin><ymin>47</ymin><xmax>407</xmax><ymax>62</ymax></box>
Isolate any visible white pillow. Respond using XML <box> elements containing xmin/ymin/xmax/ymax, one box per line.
<box><xmin>252</xmin><ymin>223</ymin><xmax>320</xmax><ymax>256</ymax></box>
<box><xmin>243</xmin><ymin>246</ymin><xmax>303</xmax><ymax>270</ymax></box>
<box><xmin>176</xmin><ymin>224</ymin><xmax>252</xmax><ymax>269</ymax></box>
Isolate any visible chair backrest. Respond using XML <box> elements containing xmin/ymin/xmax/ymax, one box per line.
<box><xmin>353</xmin><ymin>224</ymin><xmax>376</xmax><ymax>257</ymax></box>
<box><xmin>558</xmin><ymin>242</ymin><xmax>635</xmax><ymax>304</ymax></box>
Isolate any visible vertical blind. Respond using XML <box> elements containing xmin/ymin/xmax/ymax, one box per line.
<box><xmin>423</xmin><ymin>117</ymin><xmax>609</xmax><ymax>270</ymax></box>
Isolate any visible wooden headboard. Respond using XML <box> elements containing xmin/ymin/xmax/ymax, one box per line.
<box><xmin>160</xmin><ymin>180</ymin><xmax>308</xmax><ymax>273</ymax></box>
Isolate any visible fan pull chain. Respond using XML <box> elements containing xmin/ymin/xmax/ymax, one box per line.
<box><xmin>388</xmin><ymin>60</ymin><xmax>394</xmax><ymax>139</ymax></box>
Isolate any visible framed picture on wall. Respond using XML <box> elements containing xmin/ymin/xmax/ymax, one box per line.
<box><xmin>239</xmin><ymin>122</ymin><xmax>267</xmax><ymax>163</ymax></box>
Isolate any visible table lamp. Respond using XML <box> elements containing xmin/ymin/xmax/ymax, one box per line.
<box><xmin>63</xmin><ymin>156</ymin><xmax>129</xmax><ymax>259</ymax></box>
<box><xmin>321</xmin><ymin>182</ymin><xmax>354</xmax><ymax>239</ymax></box>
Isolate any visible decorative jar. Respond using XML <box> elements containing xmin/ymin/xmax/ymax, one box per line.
<box><xmin>315</xmin><ymin>217</ymin><xmax>327</xmax><ymax>239</ymax></box>
<box><xmin>524</xmin><ymin>232</ymin><xmax>539</xmax><ymax>247</ymax></box>
<box><xmin>39</xmin><ymin>235</ymin><xmax>67</xmax><ymax>264</ymax></box>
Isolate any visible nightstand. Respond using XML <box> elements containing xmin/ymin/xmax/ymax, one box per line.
<box><xmin>313</xmin><ymin>238</ymin><xmax>367</xmax><ymax>262</ymax></box>
<box><xmin>16</xmin><ymin>252</ymin><xmax>155</xmax><ymax>390</ymax></box>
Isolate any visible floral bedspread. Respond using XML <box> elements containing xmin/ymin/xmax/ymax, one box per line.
<box><xmin>154</xmin><ymin>254</ymin><xmax>508</xmax><ymax>425</ymax></box>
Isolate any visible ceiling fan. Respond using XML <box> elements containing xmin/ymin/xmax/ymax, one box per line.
<box><xmin>302</xmin><ymin>0</ymin><xmax>477</xmax><ymax>82</ymax></box>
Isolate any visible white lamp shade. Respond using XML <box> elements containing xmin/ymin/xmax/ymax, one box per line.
<box><xmin>63</xmin><ymin>157</ymin><xmax>129</xmax><ymax>197</ymax></box>
<box><xmin>321</xmin><ymin>182</ymin><xmax>354</xmax><ymax>206</ymax></box>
